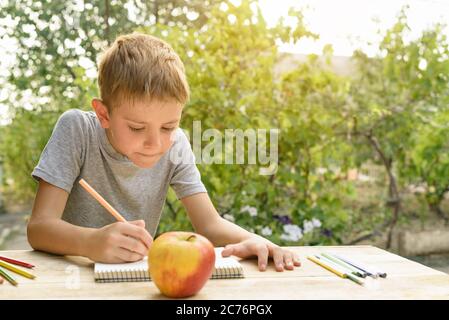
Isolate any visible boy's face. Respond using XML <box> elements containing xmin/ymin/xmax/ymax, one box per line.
<box><xmin>92</xmin><ymin>97</ymin><xmax>183</xmax><ymax>169</ymax></box>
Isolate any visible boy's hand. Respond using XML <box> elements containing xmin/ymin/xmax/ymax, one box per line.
<box><xmin>221</xmin><ymin>236</ymin><xmax>301</xmax><ymax>272</ymax></box>
<box><xmin>87</xmin><ymin>220</ymin><xmax>153</xmax><ymax>263</ymax></box>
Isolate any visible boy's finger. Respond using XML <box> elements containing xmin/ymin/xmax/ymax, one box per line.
<box><xmin>293</xmin><ymin>253</ymin><xmax>301</xmax><ymax>266</ymax></box>
<box><xmin>129</xmin><ymin>220</ymin><xmax>145</xmax><ymax>228</ymax></box>
<box><xmin>255</xmin><ymin>244</ymin><xmax>269</xmax><ymax>271</ymax></box>
<box><xmin>121</xmin><ymin>223</ymin><xmax>153</xmax><ymax>248</ymax></box>
<box><xmin>273</xmin><ymin>248</ymin><xmax>284</xmax><ymax>272</ymax></box>
<box><xmin>221</xmin><ymin>244</ymin><xmax>236</xmax><ymax>257</ymax></box>
<box><xmin>115</xmin><ymin>247</ymin><xmax>144</xmax><ymax>262</ymax></box>
<box><xmin>283</xmin><ymin>252</ymin><xmax>295</xmax><ymax>270</ymax></box>
<box><xmin>118</xmin><ymin>235</ymin><xmax>147</xmax><ymax>256</ymax></box>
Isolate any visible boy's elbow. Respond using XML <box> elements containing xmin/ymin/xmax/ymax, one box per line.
<box><xmin>27</xmin><ymin>221</ymin><xmax>38</xmax><ymax>250</ymax></box>
<box><xmin>27</xmin><ymin>219</ymin><xmax>44</xmax><ymax>250</ymax></box>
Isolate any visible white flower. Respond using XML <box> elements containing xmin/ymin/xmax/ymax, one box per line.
<box><xmin>280</xmin><ymin>224</ymin><xmax>303</xmax><ymax>242</ymax></box>
<box><xmin>280</xmin><ymin>233</ymin><xmax>294</xmax><ymax>242</ymax></box>
<box><xmin>311</xmin><ymin>218</ymin><xmax>322</xmax><ymax>228</ymax></box>
<box><xmin>261</xmin><ymin>226</ymin><xmax>272</xmax><ymax>236</ymax></box>
<box><xmin>303</xmin><ymin>220</ymin><xmax>314</xmax><ymax>234</ymax></box>
<box><xmin>241</xmin><ymin>205</ymin><xmax>258</xmax><ymax>217</ymax></box>
<box><xmin>223</xmin><ymin>214</ymin><xmax>235</xmax><ymax>222</ymax></box>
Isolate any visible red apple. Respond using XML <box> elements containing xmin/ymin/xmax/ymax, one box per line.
<box><xmin>148</xmin><ymin>231</ymin><xmax>216</xmax><ymax>298</ymax></box>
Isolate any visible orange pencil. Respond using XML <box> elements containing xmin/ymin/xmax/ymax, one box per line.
<box><xmin>78</xmin><ymin>178</ymin><xmax>127</xmax><ymax>222</ymax></box>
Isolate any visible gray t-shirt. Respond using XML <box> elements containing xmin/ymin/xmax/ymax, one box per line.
<box><xmin>31</xmin><ymin>109</ymin><xmax>207</xmax><ymax>237</ymax></box>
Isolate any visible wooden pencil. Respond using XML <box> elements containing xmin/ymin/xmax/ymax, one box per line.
<box><xmin>0</xmin><ymin>259</ymin><xmax>35</xmax><ymax>280</ymax></box>
<box><xmin>79</xmin><ymin>178</ymin><xmax>127</xmax><ymax>222</ymax></box>
<box><xmin>0</xmin><ymin>255</ymin><xmax>35</xmax><ymax>269</ymax></box>
<box><xmin>0</xmin><ymin>267</ymin><xmax>18</xmax><ymax>286</ymax></box>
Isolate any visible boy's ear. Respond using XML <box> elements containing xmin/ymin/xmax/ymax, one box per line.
<box><xmin>91</xmin><ymin>98</ymin><xmax>111</xmax><ymax>129</ymax></box>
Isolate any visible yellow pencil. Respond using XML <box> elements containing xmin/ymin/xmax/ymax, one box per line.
<box><xmin>0</xmin><ymin>259</ymin><xmax>36</xmax><ymax>280</ymax></box>
<box><xmin>307</xmin><ymin>255</ymin><xmax>346</xmax><ymax>278</ymax></box>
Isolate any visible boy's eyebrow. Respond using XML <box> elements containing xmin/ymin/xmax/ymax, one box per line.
<box><xmin>124</xmin><ymin>117</ymin><xmax>180</xmax><ymax>125</ymax></box>
<box><xmin>163</xmin><ymin>119</ymin><xmax>180</xmax><ymax>124</ymax></box>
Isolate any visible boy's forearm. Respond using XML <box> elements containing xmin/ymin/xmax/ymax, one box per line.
<box><xmin>27</xmin><ymin>218</ymin><xmax>95</xmax><ymax>258</ymax></box>
<box><xmin>201</xmin><ymin>217</ymin><xmax>259</xmax><ymax>247</ymax></box>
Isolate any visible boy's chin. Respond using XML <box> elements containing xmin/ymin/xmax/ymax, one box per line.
<box><xmin>132</xmin><ymin>159</ymin><xmax>159</xmax><ymax>168</ymax></box>
<box><xmin>130</xmin><ymin>156</ymin><xmax>161</xmax><ymax>169</ymax></box>
<box><xmin>127</xmin><ymin>151</ymin><xmax>164</xmax><ymax>168</ymax></box>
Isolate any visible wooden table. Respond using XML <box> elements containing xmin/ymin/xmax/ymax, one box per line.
<box><xmin>1</xmin><ymin>245</ymin><xmax>449</xmax><ymax>299</ymax></box>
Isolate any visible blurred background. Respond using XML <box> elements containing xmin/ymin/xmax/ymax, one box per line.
<box><xmin>1</xmin><ymin>0</ymin><xmax>449</xmax><ymax>273</ymax></box>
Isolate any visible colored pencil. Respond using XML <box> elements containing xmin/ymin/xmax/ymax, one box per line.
<box><xmin>0</xmin><ymin>259</ymin><xmax>36</xmax><ymax>280</ymax></box>
<box><xmin>79</xmin><ymin>178</ymin><xmax>127</xmax><ymax>222</ymax></box>
<box><xmin>308</xmin><ymin>255</ymin><xmax>365</xmax><ymax>286</ymax></box>
<box><xmin>0</xmin><ymin>266</ymin><xmax>18</xmax><ymax>286</ymax></box>
<box><xmin>334</xmin><ymin>254</ymin><xmax>387</xmax><ymax>278</ymax></box>
<box><xmin>345</xmin><ymin>272</ymin><xmax>365</xmax><ymax>285</ymax></box>
<box><xmin>308</xmin><ymin>255</ymin><xmax>346</xmax><ymax>278</ymax></box>
<box><xmin>0</xmin><ymin>275</ymin><xmax>4</xmax><ymax>284</ymax></box>
<box><xmin>0</xmin><ymin>256</ymin><xmax>35</xmax><ymax>269</ymax></box>
<box><xmin>316</xmin><ymin>254</ymin><xmax>365</xmax><ymax>284</ymax></box>
<box><xmin>321</xmin><ymin>253</ymin><xmax>367</xmax><ymax>278</ymax></box>
<box><xmin>316</xmin><ymin>255</ymin><xmax>365</xmax><ymax>286</ymax></box>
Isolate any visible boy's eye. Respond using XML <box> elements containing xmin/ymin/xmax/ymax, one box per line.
<box><xmin>129</xmin><ymin>126</ymin><xmax>144</xmax><ymax>132</ymax></box>
<box><xmin>162</xmin><ymin>127</ymin><xmax>176</xmax><ymax>132</ymax></box>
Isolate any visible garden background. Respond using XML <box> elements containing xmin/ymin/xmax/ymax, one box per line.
<box><xmin>1</xmin><ymin>0</ymin><xmax>449</xmax><ymax>271</ymax></box>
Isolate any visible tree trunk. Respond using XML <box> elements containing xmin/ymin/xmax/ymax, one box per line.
<box><xmin>365</xmin><ymin>133</ymin><xmax>401</xmax><ymax>249</ymax></box>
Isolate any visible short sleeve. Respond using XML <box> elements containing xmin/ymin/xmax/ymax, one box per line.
<box><xmin>31</xmin><ymin>109</ymin><xmax>86</xmax><ymax>193</ymax></box>
<box><xmin>169</xmin><ymin>129</ymin><xmax>207</xmax><ymax>199</ymax></box>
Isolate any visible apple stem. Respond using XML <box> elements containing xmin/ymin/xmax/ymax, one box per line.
<box><xmin>186</xmin><ymin>235</ymin><xmax>196</xmax><ymax>242</ymax></box>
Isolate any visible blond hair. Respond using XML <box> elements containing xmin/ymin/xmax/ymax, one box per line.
<box><xmin>97</xmin><ymin>33</ymin><xmax>189</xmax><ymax>110</ymax></box>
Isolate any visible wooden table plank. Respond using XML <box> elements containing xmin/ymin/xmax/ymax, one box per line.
<box><xmin>1</xmin><ymin>246</ymin><xmax>448</xmax><ymax>299</ymax></box>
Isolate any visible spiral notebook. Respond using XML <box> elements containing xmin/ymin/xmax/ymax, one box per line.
<box><xmin>94</xmin><ymin>248</ymin><xmax>244</xmax><ymax>283</ymax></box>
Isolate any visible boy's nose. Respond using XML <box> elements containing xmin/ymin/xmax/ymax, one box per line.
<box><xmin>143</xmin><ymin>131</ymin><xmax>162</xmax><ymax>149</ymax></box>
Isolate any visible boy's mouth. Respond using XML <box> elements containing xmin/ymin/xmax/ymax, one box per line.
<box><xmin>137</xmin><ymin>152</ymin><xmax>160</xmax><ymax>157</ymax></box>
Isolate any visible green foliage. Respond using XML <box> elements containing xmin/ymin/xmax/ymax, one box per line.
<box><xmin>145</xmin><ymin>1</ymin><xmax>350</xmax><ymax>244</ymax></box>
<box><xmin>0</xmin><ymin>108</ymin><xmax>60</xmax><ymax>202</ymax></box>
<box><xmin>2</xmin><ymin>1</ymin><xmax>449</xmax><ymax>245</ymax></box>
<box><xmin>348</xmin><ymin>7</ymin><xmax>449</xmax><ymax>230</ymax></box>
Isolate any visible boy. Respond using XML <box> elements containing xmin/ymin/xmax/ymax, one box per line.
<box><xmin>28</xmin><ymin>33</ymin><xmax>301</xmax><ymax>272</ymax></box>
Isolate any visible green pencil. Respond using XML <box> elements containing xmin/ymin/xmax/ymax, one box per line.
<box><xmin>321</xmin><ymin>253</ymin><xmax>367</xmax><ymax>278</ymax></box>
<box><xmin>0</xmin><ymin>266</ymin><xmax>18</xmax><ymax>286</ymax></box>
<box><xmin>346</xmin><ymin>272</ymin><xmax>365</xmax><ymax>285</ymax></box>
<box><xmin>314</xmin><ymin>255</ymin><xmax>365</xmax><ymax>286</ymax></box>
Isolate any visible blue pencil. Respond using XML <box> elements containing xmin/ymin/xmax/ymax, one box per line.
<box><xmin>333</xmin><ymin>254</ymin><xmax>387</xmax><ymax>278</ymax></box>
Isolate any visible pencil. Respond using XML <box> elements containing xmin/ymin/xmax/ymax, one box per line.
<box><xmin>316</xmin><ymin>255</ymin><xmax>365</xmax><ymax>286</ymax></box>
<box><xmin>0</xmin><ymin>266</ymin><xmax>18</xmax><ymax>286</ymax></box>
<box><xmin>307</xmin><ymin>255</ymin><xmax>346</xmax><ymax>278</ymax></box>
<box><xmin>334</xmin><ymin>254</ymin><xmax>387</xmax><ymax>278</ymax></box>
<box><xmin>308</xmin><ymin>255</ymin><xmax>365</xmax><ymax>286</ymax></box>
<box><xmin>79</xmin><ymin>178</ymin><xmax>127</xmax><ymax>222</ymax></box>
<box><xmin>321</xmin><ymin>253</ymin><xmax>367</xmax><ymax>278</ymax></box>
<box><xmin>0</xmin><ymin>259</ymin><xmax>36</xmax><ymax>279</ymax></box>
<box><xmin>0</xmin><ymin>275</ymin><xmax>4</xmax><ymax>284</ymax></box>
<box><xmin>0</xmin><ymin>256</ymin><xmax>35</xmax><ymax>269</ymax></box>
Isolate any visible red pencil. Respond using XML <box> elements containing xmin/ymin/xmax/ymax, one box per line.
<box><xmin>0</xmin><ymin>256</ymin><xmax>35</xmax><ymax>269</ymax></box>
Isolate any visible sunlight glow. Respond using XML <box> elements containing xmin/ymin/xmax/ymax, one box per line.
<box><xmin>258</xmin><ymin>0</ymin><xmax>449</xmax><ymax>57</ymax></box>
